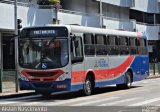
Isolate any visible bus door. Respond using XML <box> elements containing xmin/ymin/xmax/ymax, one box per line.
<box><xmin>70</xmin><ymin>35</ymin><xmax>84</xmax><ymax>90</ymax></box>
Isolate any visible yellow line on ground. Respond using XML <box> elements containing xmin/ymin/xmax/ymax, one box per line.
<box><xmin>93</xmin><ymin>87</ymin><xmax>146</xmax><ymax>98</ymax></box>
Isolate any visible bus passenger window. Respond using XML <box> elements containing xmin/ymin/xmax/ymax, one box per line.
<box><xmin>129</xmin><ymin>38</ymin><xmax>137</xmax><ymax>55</ymax></box>
<box><xmin>95</xmin><ymin>35</ymin><xmax>107</xmax><ymax>55</ymax></box>
<box><xmin>107</xmin><ymin>35</ymin><xmax>119</xmax><ymax>55</ymax></box>
<box><xmin>138</xmin><ymin>38</ymin><xmax>147</xmax><ymax>55</ymax></box>
<box><xmin>84</xmin><ymin>34</ymin><xmax>94</xmax><ymax>44</ymax></box>
<box><xmin>84</xmin><ymin>34</ymin><xmax>95</xmax><ymax>56</ymax></box>
<box><xmin>119</xmin><ymin>37</ymin><xmax>129</xmax><ymax>55</ymax></box>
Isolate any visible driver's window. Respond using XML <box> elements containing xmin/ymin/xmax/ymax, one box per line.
<box><xmin>74</xmin><ymin>37</ymin><xmax>83</xmax><ymax>57</ymax></box>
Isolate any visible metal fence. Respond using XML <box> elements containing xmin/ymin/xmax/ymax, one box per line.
<box><xmin>149</xmin><ymin>63</ymin><xmax>160</xmax><ymax>75</ymax></box>
<box><xmin>2</xmin><ymin>70</ymin><xmax>16</xmax><ymax>92</ymax></box>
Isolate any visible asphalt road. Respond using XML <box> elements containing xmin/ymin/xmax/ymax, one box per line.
<box><xmin>0</xmin><ymin>78</ymin><xmax>160</xmax><ymax>112</ymax></box>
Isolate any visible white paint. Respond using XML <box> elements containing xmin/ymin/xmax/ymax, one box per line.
<box><xmin>99</xmin><ymin>97</ymin><xmax>140</xmax><ymax>106</ymax></box>
<box><xmin>72</xmin><ymin>97</ymin><xmax>119</xmax><ymax>106</ymax></box>
<box><xmin>129</xmin><ymin>97</ymin><xmax>160</xmax><ymax>106</ymax></box>
<box><xmin>45</xmin><ymin>96</ymin><xmax>97</xmax><ymax>106</ymax></box>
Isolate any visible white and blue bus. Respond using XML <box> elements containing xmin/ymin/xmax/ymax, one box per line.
<box><xmin>18</xmin><ymin>25</ymin><xmax>149</xmax><ymax>96</ymax></box>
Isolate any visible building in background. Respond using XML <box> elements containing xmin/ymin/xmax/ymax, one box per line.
<box><xmin>0</xmin><ymin>0</ymin><xmax>159</xmax><ymax>92</ymax></box>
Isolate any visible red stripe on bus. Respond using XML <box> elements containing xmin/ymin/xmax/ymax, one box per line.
<box><xmin>71</xmin><ymin>56</ymin><xmax>134</xmax><ymax>83</ymax></box>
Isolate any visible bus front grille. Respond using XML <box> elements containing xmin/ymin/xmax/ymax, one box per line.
<box><xmin>26</xmin><ymin>72</ymin><xmax>58</xmax><ymax>77</ymax></box>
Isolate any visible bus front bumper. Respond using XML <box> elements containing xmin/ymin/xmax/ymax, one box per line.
<box><xmin>19</xmin><ymin>79</ymin><xmax>71</xmax><ymax>92</ymax></box>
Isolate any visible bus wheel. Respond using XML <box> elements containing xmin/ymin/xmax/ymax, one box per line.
<box><xmin>117</xmin><ymin>72</ymin><xmax>132</xmax><ymax>89</ymax></box>
<box><xmin>125</xmin><ymin>72</ymin><xmax>132</xmax><ymax>89</ymax></box>
<box><xmin>83</xmin><ymin>76</ymin><xmax>93</xmax><ymax>96</ymax></box>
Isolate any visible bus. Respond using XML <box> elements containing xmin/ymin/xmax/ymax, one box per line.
<box><xmin>18</xmin><ymin>25</ymin><xmax>149</xmax><ymax>96</ymax></box>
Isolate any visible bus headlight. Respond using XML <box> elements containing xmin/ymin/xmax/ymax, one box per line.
<box><xmin>56</xmin><ymin>73</ymin><xmax>66</xmax><ymax>81</ymax></box>
<box><xmin>19</xmin><ymin>74</ymin><xmax>29</xmax><ymax>81</ymax></box>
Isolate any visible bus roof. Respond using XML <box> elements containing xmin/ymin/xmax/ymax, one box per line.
<box><xmin>68</xmin><ymin>25</ymin><xmax>145</xmax><ymax>38</ymax></box>
<box><xmin>23</xmin><ymin>24</ymin><xmax>146</xmax><ymax>38</ymax></box>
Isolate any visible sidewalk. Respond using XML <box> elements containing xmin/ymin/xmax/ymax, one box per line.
<box><xmin>0</xmin><ymin>90</ymin><xmax>36</xmax><ymax>99</ymax></box>
<box><xmin>0</xmin><ymin>74</ymin><xmax>159</xmax><ymax>99</ymax></box>
<box><xmin>146</xmin><ymin>73</ymin><xmax>160</xmax><ymax>79</ymax></box>
<box><xmin>0</xmin><ymin>81</ymin><xmax>35</xmax><ymax>99</ymax></box>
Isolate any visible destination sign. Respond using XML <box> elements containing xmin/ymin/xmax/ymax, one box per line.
<box><xmin>29</xmin><ymin>29</ymin><xmax>57</xmax><ymax>37</ymax></box>
<box><xmin>33</xmin><ymin>30</ymin><xmax>56</xmax><ymax>35</ymax></box>
<box><xmin>20</xmin><ymin>27</ymin><xmax>68</xmax><ymax>38</ymax></box>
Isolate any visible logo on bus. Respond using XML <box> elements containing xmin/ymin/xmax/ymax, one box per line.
<box><xmin>94</xmin><ymin>59</ymin><xmax>108</xmax><ymax>68</ymax></box>
<box><xmin>42</xmin><ymin>63</ymin><xmax>47</xmax><ymax>69</ymax></box>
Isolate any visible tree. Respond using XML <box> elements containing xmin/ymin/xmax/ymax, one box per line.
<box><xmin>37</xmin><ymin>0</ymin><xmax>61</xmax><ymax>7</ymax></box>
<box><xmin>49</xmin><ymin>0</ymin><xmax>60</xmax><ymax>4</ymax></box>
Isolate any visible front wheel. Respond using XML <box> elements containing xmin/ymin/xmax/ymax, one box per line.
<box><xmin>83</xmin><ymin>76</ymin><xmax>93</xmax><ymax>96</ymax></box>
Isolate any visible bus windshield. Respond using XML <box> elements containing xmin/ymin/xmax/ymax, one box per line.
<box><xmin>19</xmin><ymin>38</ymin><xmax>68</xmax><ymax>69</ymax></box>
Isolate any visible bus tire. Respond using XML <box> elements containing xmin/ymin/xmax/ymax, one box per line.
<box><xmin>117</xmin><ymin>72</ymin><xmax>132</xmax><ymax>89</ymax></box>
<box><xmin>83</xmin><ymin>76</ymin><xmax>93</xmax><ymax>96</ymax></box>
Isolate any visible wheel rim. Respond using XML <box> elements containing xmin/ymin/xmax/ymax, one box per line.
<box><xmin>85</xmin><ymin>80</ymin><xmax>92</xmax><ymax>95</ymax></box>
<box><xmin>127</xmin><ymin>75</ymin><xmax>132</xmax><ymax>87</ymax></box>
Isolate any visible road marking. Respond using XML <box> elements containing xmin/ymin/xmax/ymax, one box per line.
<box><xmin>0</xmin><ymin>95</ymin><xmax>41</xmax><ymax>101</ymax></box>
<box><xmin>118</xmin><ymin>110</ymin><xmax>140</xmax><ymax>112</ymax></box>
<box><xmin>0</xmin><ymin>99</ymin><xmax>36</xmax><ymax>105</ymax></box>
<box><xmin>128</xmin><ymin>97</ymin><xmax>160</xmax><ymax>106</ymax></box>
<box><xmin>0</xmin><ymin>101</ymin><xmax>22</xmax><ymax>105</ymax></box>
<box><xmin>72</xmin><ymin>97</ymin><xmax>119</xmax><ymax>106</ymax></box>
<box><xmin>45</xmin><ymin>96</ymin><xmax>97</xmax><ymax>106</ymax></box>
<box><xmin>43</xmin><ymin>87</ymin><xmax>144</xmax><ymax>106</ymax></box>
<box><xmin>99</xmin><ymin>97</ymin><xmax>140</xmax><ymax>106</ymax></box>
<box><xmin>0</xmin><ymin>95</ymin><xmax>41</xmax><ymax>105</ymax></box>
<box><xmin>20</xmin><ymin>101</ymin><xmax>46</xmax><ymax>106</ymax></box>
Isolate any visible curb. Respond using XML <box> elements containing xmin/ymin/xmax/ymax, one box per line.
<box><xmin>0</xmin><ymin>92</ymin><xmax>36</xmax><ymax>99</ymax></box>
<box><xmin>146</xmin><ymin>75</ymin><xmax>160</xmax><ymax>79</ymax></box>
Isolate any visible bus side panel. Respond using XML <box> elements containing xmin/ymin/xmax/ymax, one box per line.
<box><xmin>94</xmin><ymin>56</ymin><xmax>134</xmax><ymax>87</ymax></box>
<box><xmin>95</xmin><ymin>75</ymin><xmax>125</xmax><ymax>87</ymax></box>
<box><xmin>70</xmin><ymin>55</ymin><xmax>149</xmax><ymax>91</ymax></box>
<box><xmin>94</xmin><ymin>55</ymin><xmax>149</xmax><ymax>87</ymax></box>
<box><xmin>71</xmin><ymin>56</ymin><xmax>134</xmax><ymax>89</ymax></box>
<box><xmin>70</xmin><ymin>62</ymin><xmax>85</xmax><ymax>91</ymax></box>
<box><xmin>83</xmin><ymin>57</ymin><xmax>109</xmax><ymax>86</ymax></box>
<box><xmin>131</xmin><ymin>56</ymin><xmax>149</xmax><ymax>81</ymax></box>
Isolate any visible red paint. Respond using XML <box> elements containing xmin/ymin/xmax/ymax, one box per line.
<box><xmin>71</xmin><ymin>56</ymin><xmax>134</xmax><ymax>83</ymax></box>
<box><xmin>137</xmin><ymin>32</ymin><xmax>142</xmax><ymax>38</ymax></box>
